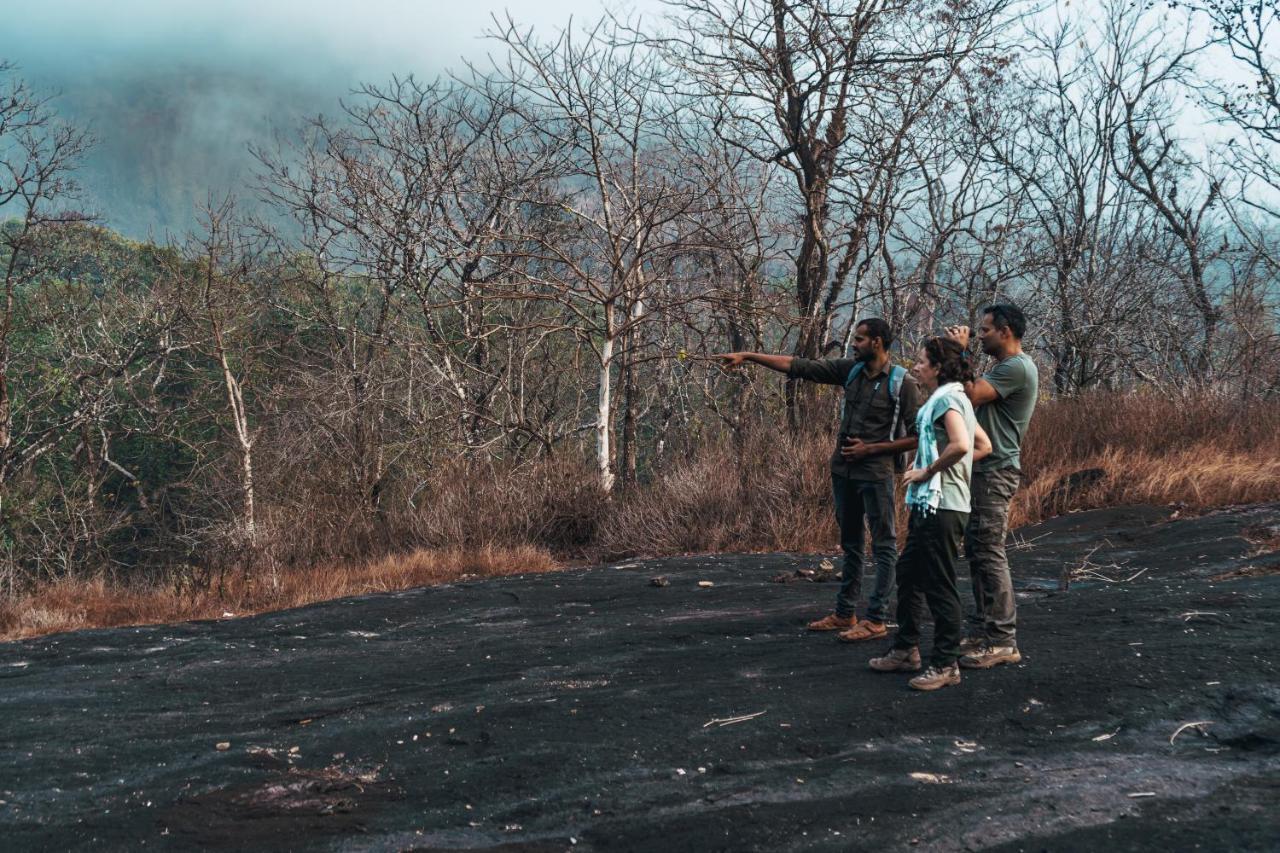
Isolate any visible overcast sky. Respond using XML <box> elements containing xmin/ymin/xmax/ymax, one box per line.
<box><xmin>0</xmin><ymin>1</ymin><xmax>1253</xmax><ymax>236</ymax></box>
<box><xmin>2</xmin><ymin>0</ymin><xmax>666</xmax><ymax>236</ymax></box>
<box><xmin>7</xmin><ymin>0</ymin><xmax>664</xmax><ymax>80</ymax></box>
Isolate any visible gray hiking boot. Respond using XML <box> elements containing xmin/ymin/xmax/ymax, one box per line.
<box><xmin>909</xmin><ymin>663</ymin><xmax>961</xmax><ymax>691</ymax></box>
<box><xmin>868</xmin><ymin>647</ymin><xmax>922</xmax><ymax>672</ymax></box>
<box><xmin>959</xmin><ymin>644</ymin><xmax>1023</xmax><ymax>670</ymax></box>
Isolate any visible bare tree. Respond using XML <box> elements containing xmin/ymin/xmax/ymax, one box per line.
<box><xmin>672</xmin><ymin>119</ymin><xmax>788</xmax><ymax>444</ymax></box>
<box><xmin>165</xmin><ymin>199</ymin><xmax>274</xmax><ymax>550</ymax></box>
<box><xmin>0</xmin><ymin>64</ymin><xmax>93</xmax><ymax>495</ymax></box>
<box><xmin>656</xmin><ymin>0</ymin><xmax>1017</xmax><ymax>425</ymax></box>
<box><xmin>1106</xmin><ymin>7</ymin><xmax>1225</xmax><ymax>380</ymax></box>
<box><xmin>1186</xmin><ymin>1</ymin><xmax>1280</xmax><ymax>208</ymax></box>
<box><xmin>490</xmin><ymin>16</ymin><xmax>703</xmax><ymax>492</ymax></box>
<box><xmin>964</xmin><ymin>6</ymin><xmax>1189</xmax><ymax>391</ymax></box>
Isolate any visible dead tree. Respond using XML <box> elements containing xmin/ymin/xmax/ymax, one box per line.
<box><xmin>490</xmin><ymin>16</ymin><xmax>703</xmax><ymax>493</ymax></box>
<box><xmin>1106</xmin><ymin>7</ymin><xmax>1224</xmax><ymax>381</ymax></box>
<box><xmin>167</xmin><ymin>199</ymin><xmax>273</xmax><ymax>551</ymax></box>
<box><xmin>0</xmin><ymin>65</ymin><xmax>92</xmax><ymax>492</ymax></box>
<box><xmin>655</xmin><ymin>0</ymin><xmax>1017</xmax><ymax>426</ymax></box>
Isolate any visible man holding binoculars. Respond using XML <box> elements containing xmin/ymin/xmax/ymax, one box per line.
<box><xmin>945</xmin><ymin>305</ymin><xmax>1038</xmax><ymax>669</ymax></box>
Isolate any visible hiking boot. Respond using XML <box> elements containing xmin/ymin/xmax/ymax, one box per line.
<box><xmin>909</xmin><ymin>663</ymin><xmax>961</xmax><ymax>691</ymax></box>
<box><xmin>807</xmin><ymin>613</ymin><xmax>855</xmax><ymax>631</ymax></box>
<box><xmin>868</xmin><ymin>647</ymin><xmax>922</xmax><ymax>672</ymax></box>
<box><xmin>959</xmin><ymin>644</ymin><xmax>1023</xmax><ymax>670</ymax></box>
<box><xmin>837</xmin><ymin>620</ymin><xmax>888</xmax><ymax>643</ymax></box>
<box><xmin>959</xmin><ymin>635</ymin><xmax>985</xmax><ymax>654</ymax></box>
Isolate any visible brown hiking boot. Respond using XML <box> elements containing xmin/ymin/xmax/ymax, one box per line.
<box><xmin>807</xmin><ymin>613</ymin><xmax>855</xmax><ymax>632</ymax></box>
<box><xmin>909</xmin><ymin>663</ymin><xmax>962</xmax><ymax>691</ymax></box>
<box><xmin>868</xmin><ymin>647</ymin><xmax>922</xmax><ymax>672</ymax></box>
<box><xmin>837</xmin><ymin>620</ymin><xmax>888</xmax><ymax>643</ymax></box>
<box><xmin>959</xmin><ymin>635</ymin><xmax>985</xmax><ymax>654</ymax></box>
<box><xmin>960</xmin><ymin>644</ymin><xmax>1023</xmax><ymax>670</ymax></box>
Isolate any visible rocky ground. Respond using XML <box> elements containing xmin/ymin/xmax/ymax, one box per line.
<box><xmin>2</xmin><ymin>504</ymin><xmax>1278</xmax><ymax>852</ymax></box>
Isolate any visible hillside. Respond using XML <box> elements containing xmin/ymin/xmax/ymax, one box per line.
<box><xmin>2</xmin><ymin>504</ymin><xmax>1277</xmax><ymax>850</ymax></box>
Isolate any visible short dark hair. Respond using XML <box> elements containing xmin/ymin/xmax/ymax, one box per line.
<box><xmin>984</xmin><ymin>303</ymin><xmax>1026</xmax><ymax>339</ymax></box>
<box><xmin>923</xmin><ymin>337</ymin><xmax>976</xmax><ymax>385</ymax></box>
<box><xmin>855</xmin><ymin>317</ymin><xmax>894</xmax><ymax>350</ymax></box>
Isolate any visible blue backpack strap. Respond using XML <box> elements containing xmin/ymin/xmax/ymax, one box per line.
<box><xmin>887</xmin><ymin>364</ymin><xmax>909</xmax><ymax>471</ymax></box>
<box><xmin>887</xmin><ymin>364</ymin><xmax>906</xmax><ymax>399</ymax></box>
<box><xmin>888</xmin><ymin>364</ymin><xmax>907</xmax><ymax>438</ymax></box>
<box><xmin>845</xmin><ymin>360</ymin><xmax>865</xmax><ymax>386</ymax></box>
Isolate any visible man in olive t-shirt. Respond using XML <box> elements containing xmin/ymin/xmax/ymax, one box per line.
<box><xmin>946</xmin><ymin>304</ymin><xmax>1038</xmax><ymax>670</ymax></box>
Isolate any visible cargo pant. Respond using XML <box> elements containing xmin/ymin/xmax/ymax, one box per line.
<box><xmin>831</xmin><ymin>473</ymin><xmax>898</xmax><ymax>623</ymax></box>
<box><xmin>893</xmin><ymin>508</ymin><xmax>968</xmax><ymax>669</ymax></box>
<box><xmin>964</xmin><ymin>467</ymin><xmax>1021</xmax><ymax>647</ymax></box>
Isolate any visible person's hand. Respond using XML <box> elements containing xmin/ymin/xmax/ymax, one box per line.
<box><xmin>841</xmin><ymin>437</ymin><xmax>873</xmax><ymax>460</ymax></box>
<box><xmin>945</xmin><ymin>324</ymin><xmax>971</xmax><ymax>348</ymax></box>
<box><xmin>716</xmin><ymin>352</ymin><xmax>749</xmax><ymax>370</ymax></box>
<box><xmin>902</xmin><ymin>467</ymin><xmax>930</xmax><ymax>486</ymax></box>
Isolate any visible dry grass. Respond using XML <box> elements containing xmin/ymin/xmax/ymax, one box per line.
<box><xmin>0</xmin><ymin>544</ymin><xmax>557</xmax><ymax>642</ymax></box>
<box><xmin>1011</xmin><ymin>389</ymin><xmax>1280</xmax><ymax>526</ymax></box>
<box><xmin>1014</xmin><ymin>448</ymin><xmax>1280</xmax><ymax>525</ymax></box>
<box><xmin>6</xmin><ymin>389</ymin><xmax>1280</xmax><ymax>642</ymax></box>
<box><xmin>595</xmin><ymin>428</ymin><xmax>836</xmax><ymax>559</ymax></box>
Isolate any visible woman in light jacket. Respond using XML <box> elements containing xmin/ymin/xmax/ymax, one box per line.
<box><xmin>869</xmin><ymin>336</ymin><xmax>991</xmax><ymax>691</ymax></box>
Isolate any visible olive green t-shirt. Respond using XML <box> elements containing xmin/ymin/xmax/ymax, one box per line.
<box><xmin>975</xmin><ymin>352</ymin><xmax>1038</xmax><ymax>473</ymax></box>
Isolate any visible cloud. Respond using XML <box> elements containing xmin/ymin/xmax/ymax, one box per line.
<box><xmin>6</xmin><ymin>0</ymin><xmax>657</xmax><ymax>80</ymax></box>
<box><xmin>0</xmin><ymin>0</ymin><xmax>660</xmax><ymax>237</ymax></box>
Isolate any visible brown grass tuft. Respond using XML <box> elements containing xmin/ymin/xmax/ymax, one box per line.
<box><xmin>6</xmin><ymin>389</ymin><xmax>1280</xmax><ymax>642</ymax></box>
<box><xmin>0</xmin><ymin>545</ymin><xmax>557</xmax><ymax>642</ymax></box>
<box><xmin>1010</xmin><ymin>389</ymin><xmax>1280</xmax><ymax>526</ymax></box>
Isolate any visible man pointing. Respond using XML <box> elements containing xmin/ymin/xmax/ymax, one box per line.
<box><xmin>719</xmin><ymin>319</ymin><xmax>921</xmax><ymax>642</ymax></box>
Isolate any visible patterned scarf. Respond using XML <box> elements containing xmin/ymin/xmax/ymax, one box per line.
<box><xmin>905</xmin><ymin>381</ymin><xmax>966</xmax><ymax>516</ymax></box>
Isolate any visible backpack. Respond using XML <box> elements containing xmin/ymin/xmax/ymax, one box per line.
<box><xmin>845</xmin><ymin>362</ymin><xmax>911</xmax><ymax>472</ymax></box>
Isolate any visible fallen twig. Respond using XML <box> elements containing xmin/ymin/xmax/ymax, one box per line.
<box><xmin>1170</xmin><ymin>720</ymin><xmax>1213</xmax><ymax>744</ymax></box>
<box><xmin>1008</xmin><ymin>531</ymin><xmax>1051</xmax><ymax>552</ymax></box>
<box><xmin>1070</xmin><ymin>563</ymin><xmax>1143</xmax><ymax>582</ymax></box>
<box><xmin>1179</xmin><ymin>611</ymin><xmax>1222</xmax><ymax>621</ymax></box>
<box><xmin>703</xmin><ymin>710</ymin><xmax>767</xmax><ymax>728</ymax></box>
<box><xmin>1063</xmin><ymin>543</ymin><xmax>1145</xmax><ymax>585</ymax></box>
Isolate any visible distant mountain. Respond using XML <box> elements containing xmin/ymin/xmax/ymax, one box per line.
<box><xmin>6</xmin><ymin>59</ymin><xmax>366</xmax><ymax>239</ymax></box>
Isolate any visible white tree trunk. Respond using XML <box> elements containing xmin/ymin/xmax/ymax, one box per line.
<box><xmin>240</xmin><ymin>434</ymin><xmax>256</xmax><ymax>543</ymax></box>
<box><xmin>219</xmin><ymin>351</ymin><xmax>256</xmax><ymax>546</ymax></box>
<box><xmin>596</xmin><ymin>334</ymin><xmax>615</xmax><ymax>494</ymax></box>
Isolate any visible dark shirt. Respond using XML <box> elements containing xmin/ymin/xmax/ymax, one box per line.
<box><xmin>788</xmin><ymin>356</ymin><xmax>922</xmax><ymax>481</ymax></box>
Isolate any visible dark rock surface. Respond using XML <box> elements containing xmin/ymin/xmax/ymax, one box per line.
<box><xmin>2</xmin><ymin>504</ymin><xmax>1279</xmax><ymax>852</ymax></box>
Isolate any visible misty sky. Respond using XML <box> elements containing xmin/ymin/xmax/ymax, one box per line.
<box><xmin>8</xmin><ymin>0</ymin><xmax>662</xmax><ymax>81</ymax></box>
<box><xmin>0</xmin><ymin>1</ymin><xmax>1250</xmax><ymax>237</ymax></box>
<box><xmin>3</xmin><ymin>0</ymin><xmax>663</xmax><ymax>237</ymax></box>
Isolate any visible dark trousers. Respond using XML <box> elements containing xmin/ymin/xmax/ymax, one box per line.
<box><xmin>964</xmin><ymin>468</ymin><xmax>1021</xmax><ymax>647</ymax></box>
<box><xmin>893</xmin><ymin>508</ymin><xmax>968</xmax><ymax>669</ymax></box>
<box><xmin>831</xmin><ymin>473</ymin><xmax>898</xmax><ymax>622</ymax></box>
